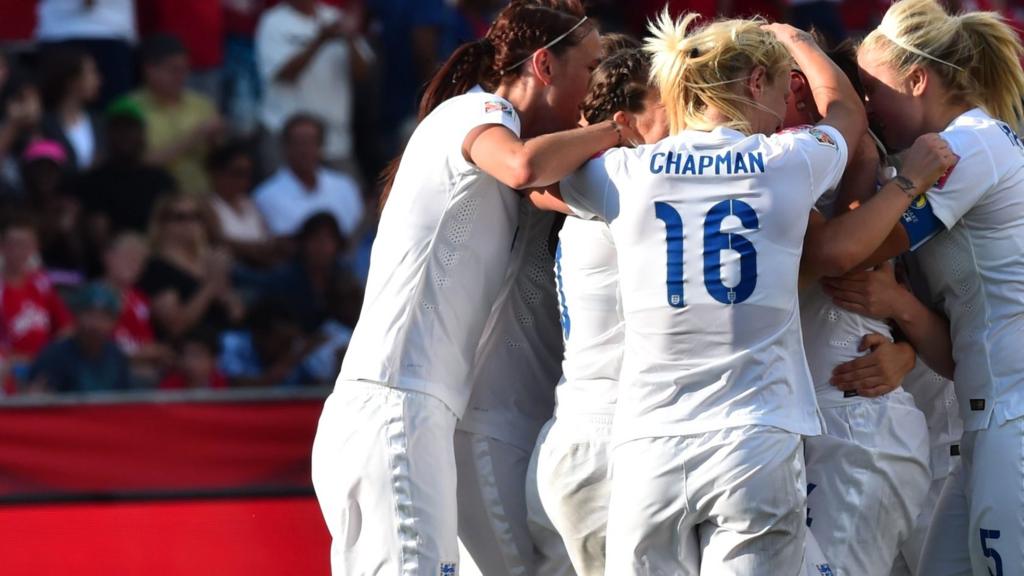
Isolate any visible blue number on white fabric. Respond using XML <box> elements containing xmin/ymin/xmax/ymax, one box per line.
<box><xmin>554</xmin><ymin>242</ymin><xmax>570</xmax><ymax>339</ymax></box>
<box><xmin>980</xmin><ymin>529</ymin><xmax>1003</xmax><ymax>576</ymax></box>
<box><xmin>655</xmin><ymin>200</ymin><xmax>759</xmax><ymax>307</ymax></box>
<box><xmin>704</xmin><ymin>200</ymin><xmax>759</xmax><ymax>304</ymax></box>
<box><xmin>655</xmin><ymin>202</ymin><xmax>685</xmax><ymax>308</ymax></box>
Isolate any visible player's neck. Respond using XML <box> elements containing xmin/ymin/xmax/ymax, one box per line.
<box><xmin>923</xmin><ymin>99</ymin><xmax>973</xmax><ymax>135</ymax></box>
<box><xmin>495</xmin><ymin>82</ymin><xmax>550</xmax><ymax>139</ymax></box>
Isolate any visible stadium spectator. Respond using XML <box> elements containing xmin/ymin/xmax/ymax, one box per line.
<box><xmin>26</xmin><ymin>281</ymin><xmax>130</xmax><ymax>393</ymax></box>
<box><xmin>159</xmin><ymin>326</ymin><xmax>229</xmax><ymax>390</ymax></box>
<box><xmin>256</xmin><ymin>0</ymin><xmax>369</xmax><ymax>171</ymax></box>
<box><xmin>218</xmin><ymin>297</ymin><xmax>320</xmax><ymax>387</ymax></box>
<box><xmin>0</xmin><ymin>213</ymin><xmax>74</xmax><ymax>386</ymax></box>
<box><xmin>34</xmin><ymin>0</ymin><xmax>137</xmax><ymax>108</ymax></box>
<box><xmin>138</xmin><ymin>0</ymin><xmax>226</xmax><ymax>102</ymax></box>
<box><xmin>78</xmin><ymin>104</ymin><xmax>177</xmax><ymax>260</ymax></box>
<box><xmin>126</xmin><ymin>34</ymin><xmax>224</xmax><ymax>195</ymax></box>
<box><xmin>37</xmin><ymin>48</ymin><xmax>103</xmax><ymax>171</ymax></box>
<box><xmin>252</xmin><ymin>114</ymin><xmax>363</xmax><ymax>240</ymax></box>
<box><xmin>103</xmin><ymin>233</ymin><xmax>173</xmax><ymax>387</ymax></box>
<box><xmin>206</xmin><ymin>140</ymin><xmax>281</xmax><ymax>267</ymax></box>
<box><xmin>19</xmin><ymin>139</ymin><xmax>87</xmax><ymax>279</ymax></box>
<box><xmin>0</xmin><ymin>71</ymin><xmax>43</xmax><ymax>197</ymax></box>
<box><xmin>223</xmin><ymin>0</ymin><xmax>269</xmax><ymax>136</ymax></box>
<box><xmin>788</xmin><ymin>0</ymin><xmax>848</xmax><ymax>46</ymax></box>
<box><xmin>138</xmin><ymin>193</ymin><xmax>245</xmax><ymax>342</ymax></box>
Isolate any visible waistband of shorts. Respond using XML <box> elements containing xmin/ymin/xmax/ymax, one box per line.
<box><xmin>550</xmin><ymin>412</ymin><xmax>615</xmax><ymax>428</ymax></box>
<box><xmin>332</xmin><ymin>379</ymin><xmax>459</xmax><ymax>418</ymax></box>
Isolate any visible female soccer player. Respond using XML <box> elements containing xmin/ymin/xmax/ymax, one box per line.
<box><xmin>309</xmin><ymin>2</ymin><xmax>632</xmax><ymax>573</ymax></box>
<box><xmin>850</xmin><ymin>0</ymin><xmax>1024</xmax><ymax>573</ymax></box>
<box><xmin>526</xmin><ymin>47</ymin><xmax>667</xmax><ymax>576</ymax></box>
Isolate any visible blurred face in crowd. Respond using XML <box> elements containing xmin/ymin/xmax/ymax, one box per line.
<box><xmin>180</xmin><ymin>341</ymin><xmax>216</xmax><ymax>387</ymax></box>
<box><xmin>77</xmin><ymin>308</ymin><xmax>118</xmax><ymax>348</ymax></box>
<box><xmin>302</xmin><ymin>222</ymin><xmax>342</xmax><ymax>271</ymax></box>
<box><xmin>145</xmin><ymin>53</ymin><xmax>190</xmax><ymax>100</ymax></box>
<box><xmin>212</xmin><ymin>153</ymin><xmax>255</xmax><ymax>201</ymax></box>
<box><xmin>108</xmin><ymin>118</ymin><xmax>146</xmax><ymax>161</ymax></box>
<box><xmin>104</xmin><ymin>237</ymin><xmax>149</xmax><ymax>288</ymax></box>
<box><xmin>1</xmin><ymin>226</ymin><xmax>38</xmax><ymax>277</ymax></box>
<box><xmin>284</xmin><ymin>120</ymin><xmax>323</xmax><ymax>176</ymax></box>
<box><xmin>74</xmin><ymin>56</ymin><xmax>102</xmax><ymax>104</ymax></box>
<box><xmin>159</xmin><ymin>199</ymin><xmax>206</xmax><ymax>250</ymax></box>
<box><xmin>22</xmin><ymin>159</ymin><xmax>62</xmax><ymax>198</ymax></box>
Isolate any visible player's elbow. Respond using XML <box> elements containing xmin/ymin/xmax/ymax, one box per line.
<box><xmin>503</xmin><ymin>156</ymin><xmax>537</xmax><ymax>190</ymax></box>
<box><xmin>806</xmin><ymin>243</ymin><xmax>861</xmax><ymax>278</ymax></box>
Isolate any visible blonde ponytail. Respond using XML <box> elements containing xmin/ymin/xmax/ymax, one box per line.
<box><xmin>645</xmin><ymin>9</ymin><xmax>791</xmax><ymax>135</ymax></box>
<box><xmin>863</xmin><ymin>0</ymin><xmax>1024</xmax><ymax>132</ymax></box>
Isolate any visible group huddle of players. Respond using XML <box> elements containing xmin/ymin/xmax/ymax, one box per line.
<box><xmin>309</xmin><ymin>1</ymin><xmax>1024</xmax><ymax>575</ymax></box>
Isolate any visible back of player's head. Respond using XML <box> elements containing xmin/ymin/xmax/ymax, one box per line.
<box><xmin>417</xmin><ymin>0</ymin><xmax>594</xmax><ymax>120</ymax></box>
<box><xmin>861</xmin><ymin>0</ymin><xmax>1024</xmax><ymax>131</ymax></box>
<box><xmin>581</xmin><ymin>48</ymin><xmax>652</xmax><ymax>125</ymax></box>
<box><xmin>600</xmin><ymin>32</ymin><xmax>642</xmax><ymax>57</ymax></box>
<box><xmin>645</xmin><ymin>10</ymin><xmax>790</xmax><ymax>135</ymax></box>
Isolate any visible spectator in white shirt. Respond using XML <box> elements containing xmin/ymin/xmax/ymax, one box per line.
<box><xmin>253</xmin><ymin>113</ymin><xmax>364</xmax><ymax>243</ymax></box>
<box><xmin>255</xmin><ymin>0</ymin><xmax>370</xmax><ymax>172</ymax></box>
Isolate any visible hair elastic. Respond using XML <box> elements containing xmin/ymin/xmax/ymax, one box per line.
<box><xmin>501</xmin><ymin>16</ymin><xmax>590</xmax><ymax>75</ymax></box>
<box><xmin>876</xmin><ymin>23</ymin><xmax>965</xmax><ymax>72</ymax></box>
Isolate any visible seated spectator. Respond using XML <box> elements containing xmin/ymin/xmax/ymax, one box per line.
<box><xmin>256</xmin><ymin>0</ymin><xmax>369</xmax><ymax>171</ymax></box>
<box><xmin>78</xmin><ymin>103</ymin><xmax>177</xmax><ymax>259</ymax></box>
<box><xmin>206</xmin><ymin>140</ymin><xmax>282</xmax><ymax>267</ymax></box>
<box><xmin>26</xmin><ymin>281</ymin><xmax>130</xmax><ymax>393</ymax></box>
<box><xmin>219</xmin><ymin>297</ymin><xmax>322</xmax><ymax>387</ymax></box>
<box><xmin>159</xmin><ymin>326</ymin><xmax>228</xmax><ymax>390</ymax></box>
<box><xmin>38</xmin><ymin>47</ymin><xmax>103</xmax><ymax>170</ymax></box>
<box><xmin>253</xmin><ymin>114</ymin><xmax>363</xmax><ymax>240</ymax></box>
<box><xmin>103</xmin><ymin>233</ymin><xmax>173</xmax><ymax>386</ymax></box>
<box><xmin>138</xmin><ymin>193</ymin><xmax>245</xmax><ymax>342</ymax></box>
<box><xmin>35</xmin><ymin>0</ymin><xmax>137</xmax><ymax>108</ymax></box>
<box><xmin>125</xmin><ymin>34</ymin><xmax>224</xmax><ymax>195</ymax></box>
<box><xmin>0</xmin><ymin>213</ymin><xmax>74</xmax><ymax>386</ymax></box>
<box><xmin>20</xmin><ymin>140</ymin><xmax>87</xmax><ymax>280</ymax></box>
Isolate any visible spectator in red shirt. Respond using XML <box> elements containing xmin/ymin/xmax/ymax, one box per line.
<box><xmin>103</xmin><ymin>232</ymin><xmax>173</xmax><ymax>386</ymax></box>
<box><xmin>159</xmin><ymin>326</ymin><xmax>229</xmax><ymax>390</ymax></box>
<box><xmin>0</xmin><ymin>213</ymin><xmax>74</xmax><ymax>386</ymax></box>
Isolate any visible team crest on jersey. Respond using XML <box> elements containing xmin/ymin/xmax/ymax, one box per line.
<box><xmin>440</xmin><ymin>561</ymin><xmax>457</xmax><ymax>575</ymax></box>
<box><xmin>816</xmin><ymin>563</ymin><xmax>835</xmax><ymax>576</ymax></box>
<box><xmin>484</xmin><ymin>101</ymin><xmax>512</xmax><ymax>116</ymax></box>
<box><xmin>808</xmin><ymin>128</ymin><xmax>837</xmax><ymax>149</ymax></box>
<box><xmin>933</xmin><ymin>153</ymin><xmax>960</xmax><ymax>189</ymax></box>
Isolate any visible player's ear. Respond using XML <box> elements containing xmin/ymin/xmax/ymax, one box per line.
<box><xmin>612</xmin><ymin>110</ymin><xmax>633</xmax><ymax>131</ymax></box>
<box><xmin>532</xmin><ymin>49</ymin><xmax>555</xmax><ymax>86</ymax></box>
<box><xmin>748</xmin><ymin>65</ymin><xmax>768</xmax><ymax>100</ymax></box>
<box><xmin>907</xmin><ymin>65</ymin><xmax>928</xmax><ymax>98</ymax></box>
<box><xmin>790</xmin><ymin>70</ymin><xmax>808</xmax><ymax>101</ymax></box>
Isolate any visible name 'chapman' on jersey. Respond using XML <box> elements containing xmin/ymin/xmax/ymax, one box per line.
<box><xmin>649</xmin><ymin>149</ymin><xmax>767</xmax><ymax>176</ymax></box>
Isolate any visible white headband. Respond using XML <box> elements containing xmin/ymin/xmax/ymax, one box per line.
<box><xmin>502</xmin><ymin>16</ymin><xmax>590</xmax><ymax>75</ymax></box>
<box><xmin>877</xmin><ymin>23</ymin><xmax>965</xmax><ymax>72</ymax></box>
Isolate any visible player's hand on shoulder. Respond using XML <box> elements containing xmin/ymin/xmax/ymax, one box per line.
<box><xmin>822</xmin><ymin>261</ymin><xmax>904</xmax><ymax>320</ymax></box>
<box><xmin>899</xmin><ymin>133</ymin><xmax>957</xmax><ymax>189</ymax></box>
<box><xmin>830</xmin><ymin>335</ymin><xmax>915</xmax><ymax>398</ymax></box>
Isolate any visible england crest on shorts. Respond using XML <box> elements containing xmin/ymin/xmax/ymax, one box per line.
<box><xmin>440</xmin><ymin>561</ymin><xmax>457</xmax><ymax>575</ymax></box>
<box><xmin>816</xmin><ymin>563</ymin><xmax>834</xmax><ymax>576</ymax></box>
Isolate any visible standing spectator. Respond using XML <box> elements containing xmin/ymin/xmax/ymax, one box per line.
<box><xmin>256</xmin><ymin>0</ymin><xmax>370</xmax><ymax>172</ymax></box>
<box><xmin>103</xmin><ymin>232</ymin><xmax>173</xmax><ymax>386</ymax></box>
<box><xmin>138</xmin><ymin>0</ymin><xmax>226</xmax><ymax>102</ymax></box>
<box><xmin>252</xmin><ymin>114</ymin><xmax>363</xmax><ymax>240</ymax></box>
<box><xmin>138</xmin><ymin>193</ymin><xmax>245</xmax><ymax>342</ymax></box>
<box><xmin>19</xmin><ymin>139</ymin><xmax>87</xmax><ymax>280</ymax></box>
<box><xmin>26</xmin><ymin>281</ymin><xmax>130</xmax><ymax>393</ymax></box>
<box><xmin>223</xmin><ymin>0</ymin><xmax>269</xmax><ymax>136</ymax></box>
<box><xmin>206</xmin><ymin>140</ymin><xmax>280</xmax><ymax>267</ymax></box>
<box><xmin>0</xmin><ymin>213</ymin><xmax>74</xmax><ymax>386</ymax></box>
<box><xmin>78</xmin><ymin>104</ymin><xmax>177</xmax><ymax>261</ymax></box>
<box><xmin>159</xmin><ymin>327</ymin><xmax>229</xmax><ymax>390</ymax></box>
<box><xmin>35</xmin><ymin>0</ymin><xmax>137</xmax><ymax>108</ymax></box>
<box><xmin>126</xmin><ymin>34</ymin><xmax>224</xmax><ymax>195</ymax></box>
<box><xmin>0</xmin><ymin>70</ymin><xmax>43</xmax><ymax>197</ymax></box>
<box><xmin>38</xmin><ymin>48</ymin><xmax>104</xmax><ymax>170</ymax></box>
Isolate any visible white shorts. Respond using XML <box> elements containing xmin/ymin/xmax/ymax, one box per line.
<box><xmin>605</xmin><ymin>425</ymin><xmax>807</xmax><ymax>576</ymax></box>
<box><xmin>920</xmin><ymin>416</ymin><xmax>1024</xmax><ymax>576</ymax></box>
<box><xmin>311</xmin><ymin>382</ymin><xmax>459</xmax><ymax>576</ymax></box>
<box><xmin>524</xmin><ymin>420</ymin><xmax>576</xmax><ymax>576</ymax></box>
<box><xmin>529</xmin><ymin>414</ymin><xmax>613</xmax><ymax>576</ymax></box>
<box><xmin>453</xmin><ymin>430</ymin><xmax>535</xmax><ymax>576</ymax></box>
<box><xmin>891</xmin><ymin>475</ymin><xmax>950</xmax><ymax>576</ymax></box>
<box><xmin>804</xmin><ymin>397</ymin><xmax>931</xmax><ymax>576</ymax></box>
<box><xmin>804</xmin><ymin>529</ymin><xmax>835</xmax><ymax>576</ymax></box>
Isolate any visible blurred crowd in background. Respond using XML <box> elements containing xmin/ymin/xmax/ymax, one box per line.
<box><xmin>0</xmin><ymin>0</ymin><xmax>1019</xmax><ymax>397</ymax></box>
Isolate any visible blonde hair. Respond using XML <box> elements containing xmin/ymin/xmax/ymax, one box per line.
<box><xmin>645</xmin><ymin>10</ymin><xmax>791</xmax><ymax>135</ymax></box>
<box><xmin>862</xmin><ymin>0</ymin><xmax>1024</xmax><ymax>132</ymax></box>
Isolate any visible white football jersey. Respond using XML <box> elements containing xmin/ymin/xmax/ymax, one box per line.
<box><xmin>901</xmin><ymin>360</ymin><xmax>963</xmax><ymax>479</ymax></box>
<box><xmin>800</xmin><ymin>188</ymin><xmax>895</xmax><ymax>408</ymax></box>
<box><xmin>553</xmin><ymin>217</ymin><xmax>623</xmax><ymax>417</ymax></box>
<box><xmin>457</xmin><ymin>203</ymin><xmax>564</xmax><ymax>451</ymax></box>
<box><xmin>339</xmin><ymin>91</ymin><xmax>522</xmax><ymax>417</ymax></box>
<box><xmin>561</xmin><ymin>125</ymin><xmax>848</xmax><ymax>441</ymax></box>
<box><xmin>910</xmin><ymin>108</ymin><xmax>1024</xmax><ymax>431</ymax></box>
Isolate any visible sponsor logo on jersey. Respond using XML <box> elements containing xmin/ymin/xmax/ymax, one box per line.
<box><xmin>484</xmin><ymin>101</ymin><xmax>512</xmax><ymax>116</ymax></box>
<box><xmin>440</xmin><ymin>562</ymin><xmax>457</xmax><ymax>575</ymax></box>
<box><xmin>934</xmin><ymin>153</ymin><xmax>960</xmax><ymax>189</ymax></box>
<box><xmin>808</xmin><ymin>128</ymin><xmax>837</xmax><ymax>149</ymax></box>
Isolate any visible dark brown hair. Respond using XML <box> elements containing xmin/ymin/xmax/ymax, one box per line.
<box><xmin>379</xmin><ymin>0</ymin><xmax>593</xmax><ymax>211</ymax></box>
<box><xmin>600</xmin><ymin>32</ymin><xmax>641</xmax><ymax>57</ymax></box>
<box><xmin>581</xmin><ymin>48</ymin><xmax>652</xmax><ymax>125</ymax></box>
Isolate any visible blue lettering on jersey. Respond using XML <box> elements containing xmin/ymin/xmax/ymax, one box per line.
<box><xmin>440</xmin><ymin>562</ymin><xmax>457</xmax><ymax>576</ymax></box>
<box><xmin>816</xmin><ymin>564</ymin><xmax>835</xmax><ymax>576</ymax></box>
<box><xmin>900</xmin><ymin>194</ymin><xmax>945</xmax><ymax>251</ymax></box>
<box><xmin>649</xmin><ymin>150</ymin><xmax>766</xmax><ymax>176</ymax></box>
<box><xmin>999</xmin><ymin>123</ymin><xmax>1024</xmax><ymax>152</ymax></box>
<box><xmin>555</xmin><ymin>242</ymin><xmax>571</xmax><ymax>339</ymax></box>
